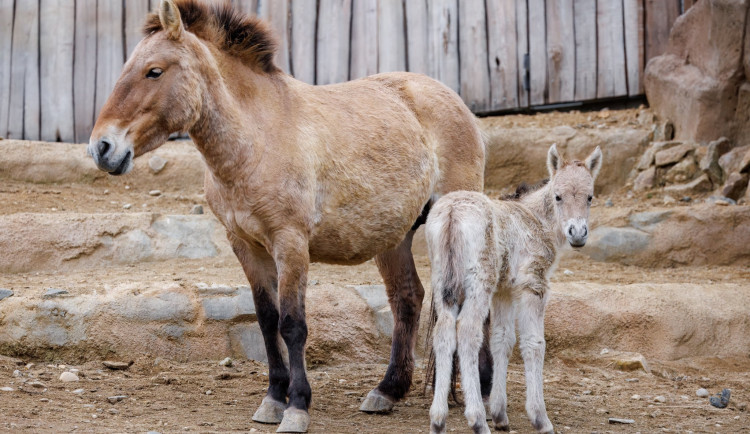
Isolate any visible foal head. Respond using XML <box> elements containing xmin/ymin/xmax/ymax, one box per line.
<box><xmin>546</xmin><ymin>144</ymin><xmax>602</xmax><ymax>248</ymax></box>
<box><xmin>88</xmin><ymin>0</ymin><xmax>277</xmax><ymax>175</ymax></box>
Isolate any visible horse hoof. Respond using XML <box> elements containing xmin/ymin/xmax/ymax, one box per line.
<box><xmin>252</xmin><ymin>396</ymin><xmax>286</xmax><ymax>424</ymax></box>
<box><xmin>276</xmin><ymin>407</ymin><xmax>310</xmax><ymax>433</ymax></box>
<box><xmin>359</xmin><ymin>389</ymin><xmax>395</xmax><ymax>413</ymax></box>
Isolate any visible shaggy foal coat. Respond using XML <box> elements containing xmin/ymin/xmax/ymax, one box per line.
<box><xmin>425</xmin><ymin>145</ymin><xmax>602</xmax><ymax>434</ymax></box>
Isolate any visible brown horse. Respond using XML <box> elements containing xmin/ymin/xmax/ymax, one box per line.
<box><xmin>88</xmin><ymin>0</ymin><xmax>484</xmax><ymax>431</ymax></box>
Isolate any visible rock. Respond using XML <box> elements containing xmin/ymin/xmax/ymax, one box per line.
<box><xmin>654</xmin><ymin>395</ymin><xmax>666</xmax><ymax>403</ymax></box>
<box><xmin>190</xmin><ymin>205</ymin><xmax>203</xmax><ymax>215</ymax></box>
<box><xmin>613</xmin><ymin>353</ymin><xmax>650</xmax><ymax>373</ymax></box>
<box><xmin>737</xmin><ymin>402</ymin><xmax>747</xmax><ymax>411</ymax></box>
<box><xmin>102</xmin><ymin>361</ymin><xmax>133</xmax><ymax>370</ymax></box>
<box><xmin>706</xmin><ymin>196</ymin><xmax>736</xmax><ymax>206</ymax></box>
<box><xmin>59</xmin><ymin>372</ymin><xmax>79</xmax><ymax>382</ymax></box>
<box><xmin>663</xmin><ymin>195</ymin><xmax>676</xmax><ymax>204</ymax></box>
<box><xmin>719</xmin><ymin>145</ymin><xmax>750</xmax><ymax>176</ymax></box>
<box><xmin>701</xmin><ymin>138</ymin><xmax>732</xmax><ymax>184</ymax></box>
<box><xmin>107</xmin><ymin>395</ymin><xmax>128</xmax><ymax>404</ymax></box>
<box><xmin>0</xmin><ymin>288</ymin><xmax>12</xmax><ymax>301</ymax></box>
<box><xmin>0</xmin><ymin>387</ymin><xmax>14</xmax><ymax>392</ymax></box>
<box><xmin>582</xmin><ymin>227</ymin><xmax>650</xmax><ymax>263</ymax></box>
<box><xmin>664</xmin><ymin>157</ymin><xmax>698</xmax><ymax>184</ymax></box>
<box><xmin>604</xmin><ymin>199</ymin><xmax>613</xmax><ymax>207</ymax></box>
<box><xmin>148</xmin><ymin>155</ymin><xmax>167</xmax><ymax>174</ymax></box>
<box><xmin>351</xmin><ymin>285</ymin><xmax>389</xmax><ymax>311</ymax></box>
<box><xmin>148</xmin><ymin>190</ymin><xmax>162</xmax><ymax>197</ymax></box>
<box><xmin>219</xmin><ymin>357</ymin><xmax>233</xmax><ymax>367</ymax></box>
<box><xmin>633</xmin><ymin>167</ymin><xmax>656</xmax><ymax>191</ymax></box>
<box><xmin>664</xmin><ymin>173</ymin><xmax>713</xmax><ymax>194</ymax></box>
<box><xmin>596</xmin><ymin>408</ymin><xmax>608</xmax><ymax>415</ymax></box>
<box><xmin>29</xmin><ymin>381</ymin><xmax>47</xmax><ymax>389</ymax></box>
<box><xmin>608</xmin><ymin>418</ymin><xmax>635</xmax><ymax>425</ymax></box>
<box><xmin>201</xmin><ymin>286</ymin><xmax>256</xmax><ymax>321</ymax></box>
<box><xmin>228</xmin><ymin>323</ymin><xmax>268</xmax><ymax>363</ymax></box>
<box><xmin>628</xmin><ymin>211</ymin><xmax>672</xmax><ymax>232</ymax></box>
<box><xmin>720</xmin><ymin>172</ymin><xmax>748</xmax><ymax>200</ymax></box>
<box><xmin>123</xmin><ymin>203</ymin><xmax>132</xmax><ymax>210</ymax></box>
<box><xmin>72</xmin><ymin>388</ymin><xmax>85</xmax><ymax>395</ymax></box>
<box><xmin>12</xmin><ymin>370</ymin><xmax>20</xmax><ymax>377</ymax></box>
<box><xmin>696</xmin><ymin>388</ymin><xmax>709</xmax><ymax>398</ymax></box>
<box><xmin>631</xmin><ymin>394</ymin><xmax>640</xmax><ymax>400</ymax></box>
<box><xmin>654</xmin><ymin>143</ymin><xmax>695</xmax><ymax>167</ymax></box>
<box><xmin>43</xmin><ymin>288</ymin><xmax>68</xmax><ymax>298</ymax></box>
<box><xmin>741</xmin><ymin>148</ymin><xmax>750</xmax><ymax>173</ymax></box>
<box><xmin>205</xmin><ymin>390</ymin><xmax>213</xmax><ymax>395</ymax></box>
<box><xmin>563</xmin><ymin>269</ymin><xmax>574</xmax><ymax>275</ymax></box>
<box><xmin>680</xmin><ymin>196</ymin><xmax>692</xmax><ymax>202</ymax></box>
<box><xmin>710</xmin><ymin>388</ymin><xmax>731</xmax><ymax>409</ymax></box>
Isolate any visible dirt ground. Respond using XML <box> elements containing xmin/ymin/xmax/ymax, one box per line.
<box><xmin>2</xmin><ymin>107</ymin><xmax>749</xmax><ymax>432</ymax></box>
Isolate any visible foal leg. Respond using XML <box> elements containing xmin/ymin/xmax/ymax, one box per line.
<box><xmin>429</xmin><ymin>303</ymin><xmax>456</xmax><ymax>434</ymax></box>
<box><xmin>230</xmin><ymin>236</ymin><xmax>289</xmax><ymax>425</ymax></box>
<box><xmin>457</xmin><ymin>296</ymin><xmax>491</xmax><ymax>434</ymax></box>
<box><xmin>488</xmin><ymin>290</ymin><xmax>516</xmax><ymax>431</ymax></box>
<box><xmin>272</xmin><ymin>230</ymin><xmax>313</xmax><ymax>433</ymax></box>
<box><xmin>361</xmin><ymin>230</ymin><xmax>425</xmax><ymax>413</ymax></box>
<box><xmin>517</xmin><ymin>287</ymin><xmax>553</xmax><ymax>434</ymax></box>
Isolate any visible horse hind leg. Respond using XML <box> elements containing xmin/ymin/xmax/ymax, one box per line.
<box><xmin>488</xmin><ymin>290</ymin><xmax>516</xmax><ymax>431</ymax></box>
<box><xmin>457</xmin><ymin>292</ymin><xmax>492</xmax><ymax>434</ymax></box>
<box><xmin>429</xmin><ymin>302</ymin><xmax>457</xmax><ymax>434</ymax></box>
<box><xmin>360</xmin><ymin>229</ymin><xmax>425</xmax><ymax>413</ymax></box>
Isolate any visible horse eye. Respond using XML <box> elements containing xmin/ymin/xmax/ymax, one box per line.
<box><xmin>588</xmin><ymin>195</ymin><xmax>593</xmax><ymax>202</ymax></box>
<box><xmin>555</xmin><ymin>195</ymin><xmax>562</xmax><ymax>202</ymax></box>
<box><xmin>146</xmin><ymin>68</ymin><xmax>163</xmax><ymax>79</ymax></box>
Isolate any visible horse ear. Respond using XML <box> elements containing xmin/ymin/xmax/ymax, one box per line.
<box><xmin>547</xmin><ymin>143</ymin><xmax>561</xmax><ymax>177</ymax></box>
<box><xmin>585</xmin><ymin>146</ymin><xmax>603</xmax><ymax>180</ymax></box>
<box><xmin>159</xmin><ymin>0</ymin><xmax>184</xmax><ymax>40</ymax></box>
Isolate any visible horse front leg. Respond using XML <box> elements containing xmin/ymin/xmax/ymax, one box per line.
<box><xmin>361</xmin><ymin>230</ymin><xmax>424</xmax><ymax>413</ymax></box>
<box><xmin>272</xmin><ymin>230</ymin><xmax>312</xmax><ymax>433</ymax></box>
<box><xmin>229</xmin><ymin>235</ymin><xmax>290</xmax><ymax>425</ymax></box>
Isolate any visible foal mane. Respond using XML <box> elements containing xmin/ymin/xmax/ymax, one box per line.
<box><xmin>143</xmin><ymin>0</ymin><xmax>279</xmax><ymax>73</ymax></box>
<box><xmin>502</xmin><ymin>178</ymin><xmax>549</xmax><ymax>201</ymax></box>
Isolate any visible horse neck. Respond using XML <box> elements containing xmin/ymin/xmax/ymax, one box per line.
<box><xmin>520</xmin><ymin>182</ymin><xmax>565</xmax><ymax>247</ymax></box>
<box><xmin>188</xmin><ymin>52</ymin><xmax>290</xmax><ymax>185</ymax></box>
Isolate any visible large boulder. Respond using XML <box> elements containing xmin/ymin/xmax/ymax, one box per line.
<box><xmin>644</xmin><ymin>0</ymin><xmax>750</xmax><ymax>145</ymax></box>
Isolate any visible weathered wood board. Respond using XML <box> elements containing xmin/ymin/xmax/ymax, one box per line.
<box><xmin>596</xmin><ymin>0</ymin><xmax>627</xmax><ymax>98</ymax></box>
<box><xmin>40</xmin><ymin>0</ymin><xmax>75</xmax><ymax>142</ymax></box>
<box><xmin>0</xmin><ymin>0</ymin><xmax>14</xmax><ymax>138</ymax></box>
<box><xmin>574</xmin><ymin>0</ymin><xmax>597</xmax><ymax>101</ymax></box>
<box><xmin>377</xmin><ymin>0</ymin><xmax>406</xmax><ymax>73</ymax></box>
<box><xmin>487</xmin><ymin>0</ymin><xmax>518</xmax><ymax>109</ymax></box>
<box><xmin>546</xmin><ymin>0</ymin><xmax>575</xmax><ymax>103</ymax></box>
<box><xmin>290</xmin><ymin>0</ymin><xmax>317</xmax><ymax>83</ymax></box>
<box><xmin>427</xmin><ymin>0</ymin><xmax>459</xmax><ymax>93</ymax></box>
<box><xmin>8</xmin><ymin>0</ymin><xmax>40</xmax><ymax>140</ymax></box>
<box><xmin>459</xmin><ymin>0</ymin><xmax>490</xmax><ymax>111</ymax></box>
<box><xmin>316</xmin><ymin>0</ymin><xmax>352</xmax><ymax>85</ymax></box>
<box><xmin>349</xmin><ymin>0</ymin><xmax>378</xmax><ymax>79</ymax></box>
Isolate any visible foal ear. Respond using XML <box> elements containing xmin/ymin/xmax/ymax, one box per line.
<box><xmin>547</xmin><ymin>143</ymin><xmax>561</xmax><ymax>177</ymax></box>
<box><xmin>159</xmin><ymin>0</ymin><xmax>184</xmax><ymax>40</ymax></box>
<box><xmin>585</xmin><ymin>146</ymin><xmax>603</xmax><ymax>180</ymax></box>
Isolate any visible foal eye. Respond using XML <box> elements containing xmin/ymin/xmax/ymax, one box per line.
<box><xmin>588</xmin><ymin>195</ymin><xmax>593</xmax><ymax>203</ymax></box>
<box><xmin>146</xmin><ymin>68</ymin><xmax>163</xmax><ymax>79</ymax></box>
<box><xmin>555</xmin><ymin>195</ymin><xmax>562</xmax><ymax>202</ymax></box>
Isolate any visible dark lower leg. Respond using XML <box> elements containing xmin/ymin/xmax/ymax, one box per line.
<box><xmin>279</xmin><ymin>312</ymin><xmax>311</xmax><ymax>410</ymax></box>
<box><xmin>375</xmin><ymin>231</ymin><xmax>424</xmax><ymax>400</ymax></box>
<box><xmin>252</xmin><ymin>288</ymin><xmax>290</xmax><ymax>403</ymax></box>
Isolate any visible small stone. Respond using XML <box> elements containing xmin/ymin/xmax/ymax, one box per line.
<box><xmin>205</xmin><ymin>390</ymin><xmax>213</xmax><ymax>395</ymax></box>
<box><xmin>663</xmin><ymin>195</ymin><xmax>676</xmax><ymax>204</ymax></box>
<box><xmin>107</xmin><ymin>395</ymin><xmax>128</xmax><ymax>404</ymax></box>
<box><xmin>29</xmin><ymin>381</ymin><xmax>47</xmax><ymax>389</ymax></box>
<box><xmin>650</xmin><ymin>409</ymin><xmax>662</xmax><ymax>418</ymax></box>
<box><xmin>123</xmin><ymin>203</ymin><xmax>132</xmax><ymax>210</ymax></box>
<box><xmin>604</xmin><ymin>199</ymin><xmax>613</xmax><ymax>207</ymax></box>
<box><xmin>706</xmin><ymin>195</ymin><xmax>736</xmax><ymax>206</ymax></box>
<box><xmin>664</xmin><ymin>173</ymin><xmax>712</xmax><ymax>194</ymax></box>
<box><xmin>631</xmin><ymin>394</ymin><xmax>641</xmax><ymax>400</ymax></box>
<box><xmin>737</xmin><ymin>402</ymin><xmax>747</xmax><ymax>411</ymax></box>
<box><xmin>608</xmin><ymin>418</ymin><xmax>634</xmax><ymax>424</ymax></box>
<box><xmin>634</xmin><ymin>166</ymin><xmax>656</xmax><ymax>191</ymax></box>
<box><xmin>596</xmin><ymin>408</ymin><xmax>609</xmax><ymax>414</ymax></box>
<box><xmin>12</xmin><ymin>370</ymin><xmax>21</xmax><ymax>377</ymax></box>
<box><xmin>696</xmin><ymin>388</ymin><xmax>709</xmax><ymax>397</ymax></box>
<box><xmin>710</xmin><ymin>388</ymin><xmax>731</xmax><ymax>408</ymax></box>
<box><xmin>40</xmin><ymin>398</ymin><xmax>49</xmax><ymax>402</ymax></box>
<box><xmin>1</xmin><ymin>387</ymin><xmax>14</xmax><ymax>392</ymax></box>
<box><xmin>625</xmin><ymin>378</ymin><xmax>639</xmax><ymax>383</ymax></box>
<box><xmin>102</xmin><ymin>361</ymin><xmax>133</xmax><ymax>370</ymax></box>
<box><xmin>600</xmin><ymin>348</ymin><xmax>609</xmax><ymax>355</ymax></box>
<box><xmin>190</xmin><ymin>205</ymin><xmax>204</xmax><ymax>215</ymax></box>
<box><xmin>219</xmin><ymin>357</ymin><xmax>233</xmax><ymax>367</ymax></box>
<box><xmin>72</xmin><ymin>389</ymin><xmax>85</xmax><ymax>395</ymax></box>
<box><xmin>721</xmin><ymin>172</ymin><xmax>748</xmax><ymax>200</ymax></box>
<box><xmin>582</xmin><ymin>390</ymin><xmax>591</xmax><ymax>395</ymax></box>
<box><xmin>680</xmin><ymin>196</ymin><xmax>692</xmax><ymax>202</ymax></box>
<box><xmin>563</xmin><ymin>269</ymin><xmax>574</xmax><ymax>276</ymax></box>
<box><xmin>654</xmin><ymin>396</ymin><xmax>666</xmax><ymax>403</ymax></box>
<box><xmin>149</xmin><ymin>190</ymin><xmax>162</xmax><ymax>197</ymax></box>
<box><xmin>0</xmin><ymin>288</ymin><xmax>13</xmax><ymax>301</ymax></box>
<box><xmin>655</xmin><ymin>143</ymin><xmax>694</xmax><ymax>166</ymax></box>
<box><xmin>43</xmin><ymin>288</ymin><xmax>68</xmax><ymax>298</ymax></box>
<box><xmin>148</xmin><ymin>155</ymin><xmax>168</xmax><ymax>174</ymax></box>
<box><xmin>59</xmin><ymin>372</ymin><xmax>79</xmax><ymax>382</ymax></box>
<box><xmin>108</xmin><ymin>409</ymin><xmax>119</xmax><ymax>415</ymax></box>
<box><xmin>614</xmin><ymin>354</ymin><xmax>650</xmax><ymax>373</ymax></box>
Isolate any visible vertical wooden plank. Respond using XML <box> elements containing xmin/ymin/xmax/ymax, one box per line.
<box><xmin>527</xmin><ymin>0</ymin><xmax>546</xmax><ymax>105</ymax></box>
<box><xmin>349</xmin><ymin>0</ymin><xmax>378</xmax><ymax>79</ymax></box>
<box><xmin>290</xmin><ymin>0</ymin><xmax>316</xmax><ymax>83</ymax></box>
<box><xmin>232</xmin><ymin>0</ymin><xmax>259</xmax><ymax>16</ymax></box>
<box><xmin>95</xmin><ymin>0</ymin><xmax>125</xmax><ymax>120</ymax></box>
<box><xmin>458</xmin><ymin>0</ymin><xmax>490</xmax><ymax>111</ymax></box>
<box><xmin>378</xmin><ymin>0</ymin><xmax>406</xmax><ymax>73</ymax></box>
<box><xmin>624</xmin><ymin>0</ymin><xmax>645</xmax><ymax>95</ymax></box>
<box><xmin>258</xmin><ymin>0</ymin><xmax>290</xmax><ymax>73</ymax></box>
<box><xmin>125</xmin><ymin>0</ymin><xmax>150</xmax><ymax>58</ymax></box>
<box><xmin>486</xmin><ymin>0</ymin><xmax>518</xmax><ymax>110</ymax></box>
<box><xmin>574</xmin><ymin>0</ymin><xmax>597</xmax><ymax>100</ymax></box>
<box><xmin>427</xmin><ymin>0</ymin><xmax>459</xmax><ymax>93</ymax></box>
<box><xmin>316</xmin><ymin>0</ymin><xmax>352</xmax><ymax>85</ymax></box>
<box><xmin>40</xmin><ymin>0</ymin><xmax>75</xmax><ymax>142</ymax></box>
<box><xmin>8</xmin><ymin>0</ymin><xmax>40</xmax><ymax>140</ymax></box>
<box><xmin>405</xmin><ymin>0</ymin><xmax>428</xmax><ymax>74</ymax></box>
<box><xmin>645</xmin><ymin>0</ymin><xmax>680</xmax><ymax>61</ymax></box>
<box><xmin>0</xmin><ymin>0</ymin><xmax>14</xmax><ymax>138</ymax></box>
<box><xmin>546</xmin><ymin>0</ymin><xmax>575</xmax><ymax>103</ymax></box>
<box><xmin>596</xmin><ymin>0</ymin><xmax>627</xmax><ymax>98</ymax></box>
<box><xmin>516</xmin><ymin>0</ymin><xmax>529</xmax><ymax>107</ymax></box>
<box><xmin>74</xmin><ymin>0</ymin><xmax>98</xmax><ymax>143</ymax></box>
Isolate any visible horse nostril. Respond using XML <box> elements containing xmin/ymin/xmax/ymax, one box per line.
<box><xmin>568</xmin><ymin>226</ymin><xmax>574</xmax><ymax>236</ymax></box>
<box><xmin>583</xmin><ymin>227</ymin><xmax>588</xmax><ymax>237</ymax></box>
<box><xmin>97</xmin><ymin>139</ymin><xmax>112</xmax><ymax>158</ymax></box>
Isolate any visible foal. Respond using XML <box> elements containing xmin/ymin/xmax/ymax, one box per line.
<box><xmin>425</xmin><ymin>144</ymin><xmax>602</xmax><ymax>433</ymax></box>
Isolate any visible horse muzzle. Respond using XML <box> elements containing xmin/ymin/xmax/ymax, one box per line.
<box><xmin>88</xmin><ymin>136</ymin><xmax>134</xmax><ymax>176</ymax></box>
<box><xmin>565</xmin><ymin>220</ymin><xmax>588</xmax><ymax>248</ymax></box>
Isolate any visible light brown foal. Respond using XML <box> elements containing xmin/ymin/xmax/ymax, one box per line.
<box><xmin>87</xmin><ymin>0</ymin><xmax>484</xmax><ymax>432</ymax></box>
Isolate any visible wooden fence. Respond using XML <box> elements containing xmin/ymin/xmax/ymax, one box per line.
<box><xmin>0</xmin><ymin>0</ymin><xmax>695</xmax><ymax>143</ymax></box>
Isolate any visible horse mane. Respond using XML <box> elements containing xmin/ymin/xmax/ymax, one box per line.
<box><xmin>502</xmin><ymin>178</ymin><xmax>549</xmax><ymax>201</ymax></box>
<box><xmin>143</xmin><ymin>0</ymin><xmax>279</xmax><ymax>74</ymax></box>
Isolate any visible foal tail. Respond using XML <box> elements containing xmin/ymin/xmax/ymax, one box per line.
<box><xmin>423</xmin><ymin>199</ymin><xmax>470</xmax><ymax>403</ymax></box>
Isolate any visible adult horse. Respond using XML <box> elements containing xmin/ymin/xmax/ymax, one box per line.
<box><xmin>88</xmin><ymin>0</ymin><xmax>484</xmax><ymax>431</ymax></box>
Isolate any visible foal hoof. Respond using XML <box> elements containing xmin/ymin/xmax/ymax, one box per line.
<box><xmin>252</xmin><ymin>396</ymin><xmax>286</xmax><ymax>424</ymax></box>
<box><xmin>276</xmin><ymin>407</ymin><xmax>310</xmax><ymax>433</ymax></box>
<box><xmin>359</xmin><ymin>389</ymin><xmax>395</xmax><ymax>413</ymax></box>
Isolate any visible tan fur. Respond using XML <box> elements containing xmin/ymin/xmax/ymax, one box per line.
<box><xmin>88</xmin><ymin>0</ymin><xmax>484</xmax><ymax>427</ymax></box>
<box><xmin>425</xmin><ymin>145</ymin><xmax>602</xmax><ymax>434</ymax></box>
